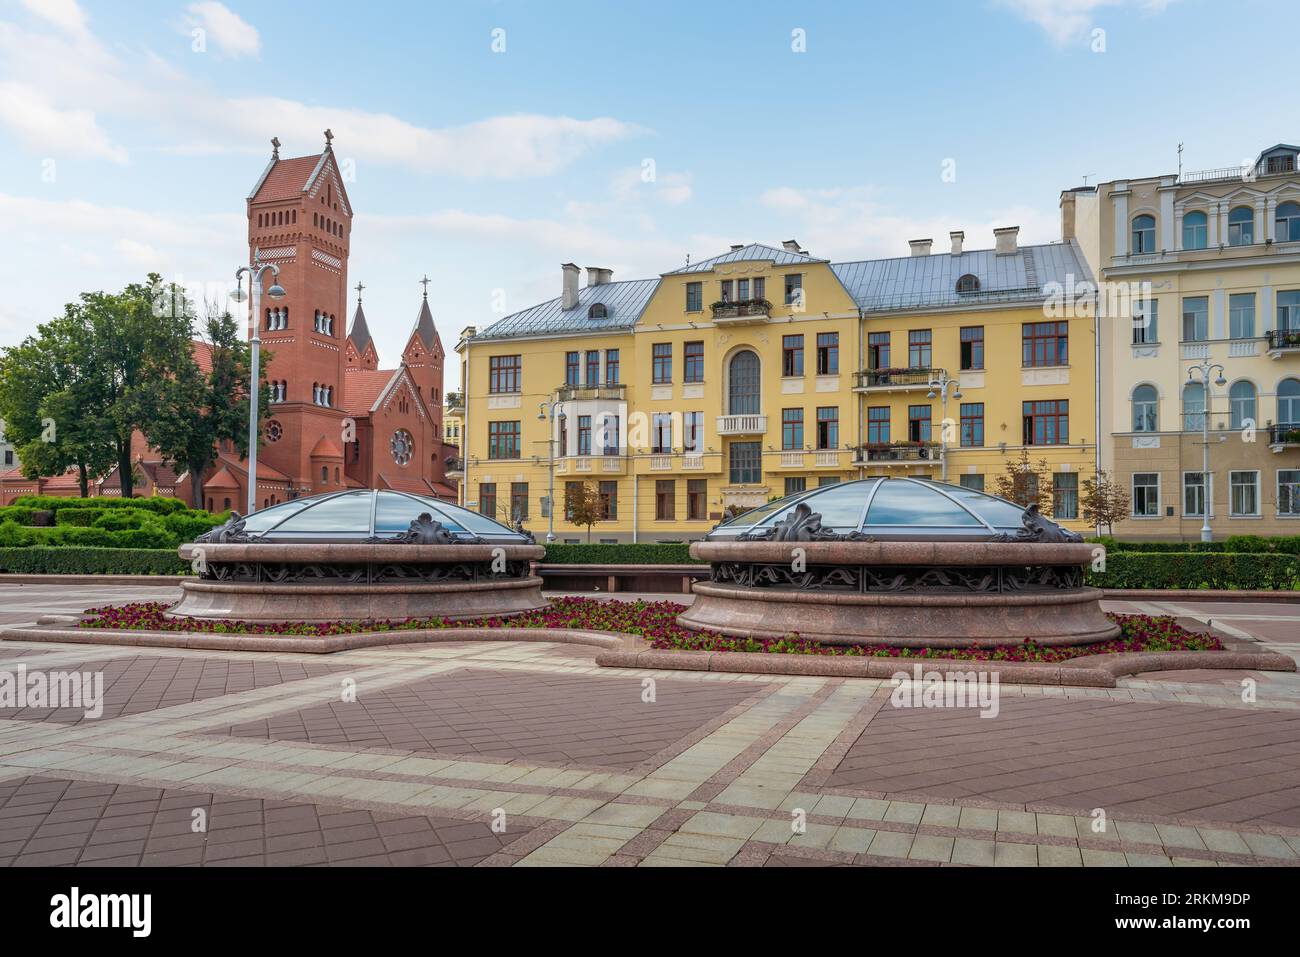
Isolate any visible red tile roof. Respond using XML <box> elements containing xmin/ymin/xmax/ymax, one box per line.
<box><xmin>250</xmin><ymin>154</ymin><xmax>321</xmax><ymax>203</ymax></box>
<box><xmin>205</xmin><ymin>466</ymin><xmax>240</xmax><ymax>489</ymax></box>
<box><xmin>191</xmin><ymin>340</ymin><xmax>213</xmax><ymax>374</ymax></box>
<box><xmin>342</xmin><ymin>368</ymin><xmax>397</xmax><ymax>414</ymax></box>
<box><xmin>215</xmin><ymin>453</ymin><xmax>291</xmax><ymax>483</ymax></box>
<box><xmin>309</xmin><ymin>436</ymin><xmax>344</xmax><ymax>459</ymax></box>
<box><xmin>379</xmin><ymin>473</ymin><xmax>435</xmax><ymax>495</ymax></box>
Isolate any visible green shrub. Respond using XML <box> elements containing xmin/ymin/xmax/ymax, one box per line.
<box><xmin>0</xmin><ymin>520</ymin><xmax>30</xmax><ymax>547</ymax></box>
<box><xmin>542</xmin><ymin>543</ymin><xmax>702</xmax><ymax>565</ymax></box>
<box><xmin>1091</xmin><ymin>535</ymin><xmax>1300</xmax><ymax>555</ymax></box>
<box><xmin>12</xmin><ymin>494</ymin><xmax>188</xmax><ymax>515</ymax></box>
<box><xmin>92</xmin><ymin>509</ymin><xmax>150</xmax><ymax>531</ymax></box>
<box><xmin>0</xmin><ymin>506</ymin><xmax>33</xmax><ymax>525</ymax></box>
<box><xmin>55</xmin><ymin>508</ymin><xmax>106</xmax><ymax>527</ymax></box>
<box><xmin>163</xmin><ymin>512</ymin><xmax>224</xmax><ymax>541</ymax></box>
<box><xmin>1088</xmin><ymin>552</ymin><xmax>1300</xmax><ymax>590</ymax></box>
<box><xmin>0</xmin><ymin>546</ymin><xmax>187</xmax><ymax>576</ymax></box>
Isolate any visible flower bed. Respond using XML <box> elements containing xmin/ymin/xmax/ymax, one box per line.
<box><xmin>77</xmin><ymin>597</ymin><xmax>1222</xmax><ymax>661</ymax></box>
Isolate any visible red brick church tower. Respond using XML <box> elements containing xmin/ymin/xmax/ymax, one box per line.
<box><xmin>241</xmin><ymin>133</ymin><xmax>454</xmax><ymax>503</ymax></box>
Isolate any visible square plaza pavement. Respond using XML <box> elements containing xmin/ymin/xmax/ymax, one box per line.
<box><xmin>1</xmin><ymin>581</ymin><xmax>1299</xmax><ymax>867</ymax></box>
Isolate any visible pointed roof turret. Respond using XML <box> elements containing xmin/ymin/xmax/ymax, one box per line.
<box><xmin>412</xmin><ymin>275</ymin><xmax>438</xmax><ymax>350</ymax></box>
<box><xmin>347</xmin><ymin>282</ymin><xmax>372</xmax><ymax>354</ymax></box>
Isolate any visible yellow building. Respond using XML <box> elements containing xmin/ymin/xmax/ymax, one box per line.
<box><xmin>457</xmin><ymin>234</ymin><xmax>1097</xmax><ymax>542</ymax></box>
<box><xmin>1071</xmin><ymin>143</ymin><xmax>1300</xmax><ymax>540</ymax></box>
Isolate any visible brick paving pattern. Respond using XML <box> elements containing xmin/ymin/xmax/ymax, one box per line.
<box><xmin>1</xmin><ymin>585</ymin><xmax>1299</xmax><ymax>867</ymax></box>
<box><xmin>822</xmin><ymin>695</ymin><xmax>1300</xmax><ymax>827</ymax></box>
<box><xmin>216</xmin><ymin>667</ymin><xmax>758</xmax><ymax>770</ymax></box>
<box><xmin>1</xmin><ymin>655</ymin><xmax>344</xmax><ymax>724</ymax></box>
<box><xmin>0</xmin><ymin>776</ymin><xmax>532</xmax><ymax>866</ymax></box>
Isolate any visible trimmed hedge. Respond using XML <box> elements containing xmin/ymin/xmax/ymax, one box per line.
<box><xmin>1091</xmin><ymin>535</ymin><xmax>1300</xmax><ymax>555</ymax></box>
<box><xmin>54</xmin><ymin>508</ymin><xmax>105</xmax><ymax>527</ymax></box>
<box><xmin>0</xmin><ymin>547</ymin><xmax>188</xmax><ymax>576</ymax></box>
<box><xmin>12</xmin><ymin>495</ymin><xmax>190</xmax><ymax>515</ymax></box>
<box><xmin>0</xmin><ymin>506</ymin><xmax>33</xmax><ymax>525</ymax></box>
<box><xmin>541</xmin><ymin>543</ymin><xmax>701</xmax><ymax>565</ymax></box>
<box><xmin>1087</xmin><ymin>552</ymin><xmax>1300</xmax><ymax>590</ymax></box>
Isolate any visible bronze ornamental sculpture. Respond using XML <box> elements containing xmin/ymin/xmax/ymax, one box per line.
<box><xmin>678</xmin><ymin>478</ymin><xmax>1117</xmax><ymax>649</ymax></box>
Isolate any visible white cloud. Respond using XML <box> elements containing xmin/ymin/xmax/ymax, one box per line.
<box><xmin>19</xmin><ymin>0</ymin><xmax>90</xmax><ymax>38</ymax></box>
<box><xmin>758</xmin><ymin>184</ymin><xmax>1060</xmax><ymax>260</ymax></box>
<box><xmin>185</xmin><ymin>2</ymin><xmax>260</xmax><ymax>59</ymax></box>
<box><xmin>0</xmin><ymin>81</ymin><xmax>127</xmax><ymax>162</ymax></box>
<box><xmin>0</xmin><ymin>1</ymin><xmax>644</xmax><ymax>177</ymax></box>
<box><xmin>995</xmin><ymin>0</ymin><xmax>1179</xmax><ymax>46</ymax></box>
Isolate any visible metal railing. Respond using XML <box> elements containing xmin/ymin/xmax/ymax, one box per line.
<box><xmin>1268</xmin><ymin>424</ymin><xmax>1300</xmax><ymax>446</ymax></box>
<box><xmin>853</xmin><ymin>443</ymin><xmax>939</xmax><ymax>463</ymax></box>
<box><xmin>1266</xmin><ymin>329</ymin><xmax>1300</xmax><ymax>352</ymax></box>
<box><xmin>854</xmin><ymin>368</ymin><xmax>937</xmax><ymax>389</ymax></box>
<box><xmin>711</xmin><ymin>299</ymin><xmax>771</xmax><ymax>320</ymax></box>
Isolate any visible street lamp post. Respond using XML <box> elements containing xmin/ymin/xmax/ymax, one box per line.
<box><xmin>1187</xmin><ymin>359</ymin><xmax>1227</xmax><ymax>543</ymax></box>
<box><xmin>926</xmin><ymin>369</ymin><xmax>962</xmax><ymax>482</ymax></box>
<box><xmin>230</xmin><ymin>248</ymin><xmax>285</xmax><ymax>515</ymax></box>
<box><xmin>538</xmin><ymin>397</ymin><xmax>566</xmax><ymax>543</ymax></box>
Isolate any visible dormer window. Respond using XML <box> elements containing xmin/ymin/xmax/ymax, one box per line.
<box><xmin>956</xmin><ymin>274</ymin><xmax>980</xmax><ymax>294</ymax></box>
<box><xmin>588</xmin><ymin>303</ymin><xmax>607</xmax><ymax>319</ymax></box>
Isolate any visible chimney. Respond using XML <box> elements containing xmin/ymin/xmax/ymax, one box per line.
<box><xmin>782</xmin><ymin>239</ymin><xmax>801</xmax><ymax>252</ymax></box>
<box><xmin>994</xmin><ymin>226</ymin><xmax>1020</xmax><ymax>255</ymax></box>
<box><xmin>949</xmin><ymin>231</ymin><xmax>964</xmax><ymax>256</ymax></box>
<box><xmin>585</xmin><ymin>266</ymin><xmax>612</xmax><ymax>286</ymax></box>
<box><xmin>561</xmin><ymin>262</ymin><xmax>579</xmax><ymax>309</ymax></box>
<box><xmin>1059</xmin><ymin>191</ymin><xmax>1077</xmax><ymax>241</ymax></box>
<box><xmin>908</xmin><ymin>238</ymin><xmax>933</xmax><ymax>257</ymax></box>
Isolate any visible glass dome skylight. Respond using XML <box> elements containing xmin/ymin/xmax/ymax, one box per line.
<box><xmin>231</xmin><ymin>490</ymin><xmax>530</xmax><ymax>543</ymax></box>
<box><xmin>707</xmin><ymin>478</ymin><xmax>1039</xmax><ymax>542</ymax></box>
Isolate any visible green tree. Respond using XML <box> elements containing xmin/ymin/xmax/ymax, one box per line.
<box><xmin>1081</xmin><ymin>468</ymin><xmax>1130</xmax><ymax>535</ymax></box>
<box><xmin>86</xmin><ymin>275</ymin><xmax>200</xmax><ymax>498</ymax></box>
<box><xmin>0</xmin><ymin>311</ymin><xmax>116</xmax><ymax>497</ymax></box>
<box><xmin>147</xmin><ymin>302</ymin><xmax>266</xmax><ymax>508</ymax></box>
<box><xmin>564</xmin><ymin>481</ymin><xmax>607</xmax><ymax>544</ymax></box>
<box><xmin>992</xmin><ymin>447</ymin><xmax>1053</xmax><ymax>512</ymax></box>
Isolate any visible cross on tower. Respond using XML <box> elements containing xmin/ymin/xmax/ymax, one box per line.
<box><xmin>271</xmin><ymin>136</ymin><xmax>280</xmax><ymax>159</ymax></box>
<box><xmin>355</xmin><ymin>281</ymin><xmax>364</xmax><ymax>303</ymax></box>
<box><xmin>420</xmin><ymin>275</ymin><xmax>430</xmax><ymax>299</ymax></box>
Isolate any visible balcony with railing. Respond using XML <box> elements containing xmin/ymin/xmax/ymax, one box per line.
<box><xmin>556</xmin><ymin>383</ymin><xmax>627</xmax><ymax>402</ymax></box>
<box><xmin>853</xmin><ymin>368</ymin><xmax>938</xmax><ymax>391</ymax></box>
<box><xmin>1268</xmin><ymin>424</ymin><xmax>1300</xmax><ymax>450</ymax></box>
<box><xmin>852</xmin><ymin>442</ymin><xmax>940</xmax><ymax>466</ymax></box>
<box><xmin>444</xmin><ymin>456</ymin><xmax>464</xmax><ymax>478</ymax></box>
<box><xmin>716</xmin><ymin>414</ymin><xmax>767</xmax><ymax>435</ymax></box>
<box><xmin>1266</xmin><ymin>328</ymin><xmax>1300</xmax><ymax>357</ymax></box>
<box><xmin>556</xmin><ymin>452</ymin><xmax>626</xmax><ymax>475</ymax></box>
<box><xmin>445</xmin><ymin>392</ymin><xmax>465</xmax><ymax>415</ymax></box>
<box><xmin>710</xmin><ymin>298</ymin><xmax>772</xmax><ymax>324</ymax></box>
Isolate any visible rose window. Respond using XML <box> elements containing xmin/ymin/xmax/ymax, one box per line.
<box><xmin>391</xmin><ymin>429</ymin><xmax>413</xmax><ymax>466</ymax></box>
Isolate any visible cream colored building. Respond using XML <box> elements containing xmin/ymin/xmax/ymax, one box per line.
<box><xmin>456</xmin><ymin>232</ymin><xmax>1096</xmax><ymax>543</ymax></box>
<box><xmin>1071</xmin><ymin>143</ymin><xmax>1300</xmax><ymax>540</ymax></box>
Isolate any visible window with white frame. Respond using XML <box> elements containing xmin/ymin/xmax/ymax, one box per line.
<box><xmin>1229</xmin><ymin>293</ymin><xmax>1256</xmax><ymax>339</ymax></box>
<box><xmin>1183</xmin><ymin>472</ymin><xmax>1208</xmax><ymax>518</ymax></box>
<box><xmin>1132</xmin><ymin>299</ymin><xmax>1158</xmax><ymax>344</ymax></box>
<box><xmin>1229</xmin><ymin>470</ymin><xmax>1260</xmax><ymax>516</ymax></box>
<box><xmin>1227</xmin><ymin>206</ymin><xmax>1254</xmax><ymax>246</ymax></box>
<box><xmin>1132</xmin><ymin>472</ymin><xmax>1160</xmax><ymax>517</ymax></box>
<box><xmin>1182</xmin><ymin>211</ymin><xmax>1208</xmax><ymax>250</ymax></box>
<box><xmin>1279</xmin><ymin>470</ymin><xmax>1300</xmax><ymax>516</ymax></box>
<box><xmin>1182</xmin><ymin>380</ymin><xmax>1206</xmax><ymax>432</ymax></box>
<box><xmin>1279</xmin><ymin>290</ymin><xmax>1300</xmax><ymax>332</ymax></box>
<box><xmin>1277</xmin><ymin>201</ymin><xmax>1300</xmax><ymax>243</ymax></box>
<box><xmin>1181</xmin><ymin>296</ymin><xmax>1208</xmax><ymax>341</ymax></box>
<box><xmin>1131</xmin><ymin>215</ymin><xmax>1156</xmax><ymax>253</ymax></box>
<box><xmin>1132</xmin><ymin>384</ymin><xmax>1158</xmax><ymax>432</ymax></box>
<box><xmin>1229</xmin><ymin>380</ymin><xmax>1257</xmax><ymax>430</ymax></box>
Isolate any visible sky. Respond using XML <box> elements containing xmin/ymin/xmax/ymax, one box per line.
<box><xmin>1</xmin><ymin>0</ymin><xmax>1295</xmax><ymax>390</ymax></box>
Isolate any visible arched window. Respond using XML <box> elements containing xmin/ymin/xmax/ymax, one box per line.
<box><xmin>1280</xmin><ymin>378</ymin><xmax>1300</xmax><ymax>424</ymax></box>
<box><xmin>1182</xmin><ymin>210</ymin><xmax>1208</xmax><ymax>250</ymax></box>
<box><xmin>1229</xmin><ymin>380</ymin><xmax>1257</xmax><ymax>429</ymax></box>
<box><xmin>588</xmin><ymin>303</ymin><xmax>607</xmax><ymax>319</ymax></box>
<box><xmin>1182</xmin><ymin>380</ymin><xmax>1206</xmax><ymax>431</ymax></box>
<box><xmin>956</xmin><ymin>274</ymin><xmax>980</xmax><ymax>294</ymax></box>
<box><xmin>1132</xmin><ymin>214</ymin><xmax>1156</xmax><ymax>253</ymax></box>
<box><xmin>313</xmin><ymin>383</ymin><xmax>320</xmax><ymax>404</ymax></box>
<box><xmin>1277</xmin><ymin>202</ymin><xmax>1300</xmax><ymax>243</ymax></box>
<box><xmin>291</xmin><ymin>210</ymin><xmax>296</xmax><ymax>224</ymax></box>
<box><xmin>321</xmin><ymin>466</ymin><xmax>328</xmax><ymax>482</ymax></box>
<box><xmin>1228</xmin><ymin>206</ymin><xmax>1254</xmax><ymax>246</ymax></box>
<box><xmin>728</xmin><ymin>350</ymin><xmax>760</xmax><ymax>415</ymax></box>
<box><xmin>1132</xmin><ymin>384</ymin><xmax>1158</xmax><ymax>432</ymax></box>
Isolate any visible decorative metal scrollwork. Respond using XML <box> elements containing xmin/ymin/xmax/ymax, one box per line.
<box><xmin>737</xmin><ymin>503</ymin><xmax>875</xmax><ymax>543</ymax></box>
<box><xmin>195</xmin><ymin>513</ymin><xmax>254</xmax><ymax>544</ymax></box>
<box><xmin>711</xmin><ymin>561</ymin><xmax>1084</xmax><ymax>593</ymax></box>
<box><xmin>993</xmin><ymin>504</ymin><xmax>1084</xmax><ymax>544</ymax></box>
<box><xmin>365</xmin><ymin>513</ymin><xmax>485</xmax><ymax>545</ymax></box>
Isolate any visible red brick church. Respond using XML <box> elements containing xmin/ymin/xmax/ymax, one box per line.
<box><xmin>0</xmin><ymin>134</ymin><xmax>457</xmax><ymax>509</ymax></box>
